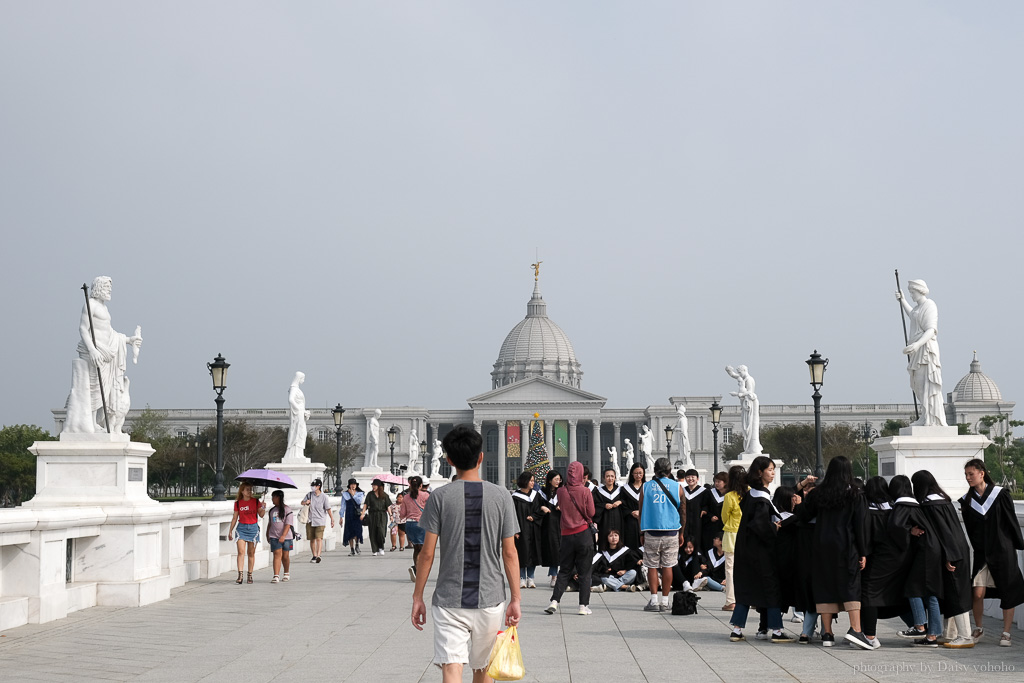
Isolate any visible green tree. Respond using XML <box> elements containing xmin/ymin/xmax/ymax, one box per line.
<box><xmin>723</xmin><ymin>435</ymin><xmax>745</xmax><ymax>460</ymax></box>
<box><xmin>0</xmin><ymin>424</ymin><xmax>56</xmax><ymax>506</ymax></box>
<box><xmin>308</xmin><ymin>429</ymin><xmax>359</xmax><ymax>491</ymax></box>
<box><xmin>881</xmin><ymin>419</ymin><xmax>909</xmax><ymax>437</ymax></box>
<box><xmin>977</xmin><ymin>414</ymin><xmax>1024</xmax><ymax>491</ymax></box>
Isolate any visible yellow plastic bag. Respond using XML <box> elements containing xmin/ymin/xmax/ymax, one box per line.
<box><xmin>486</xmin><ymin>625</ymin><xmax>525</xmax><ymax>681</ymax></box>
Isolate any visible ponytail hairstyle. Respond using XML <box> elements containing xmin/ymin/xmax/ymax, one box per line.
<box><xmin>408</xmin><ymin>475</ymin><xmax>423</xmax><ymax>500</ymax></box>
<box><xmin>271</xmin><ymin>490</ymin><xmax>286</xmax><ymax>522</ymax></box>
<box><xmin>911</xmin><ymin>469</ymin><xmax>950</xmax><ymax>502</ymax></box>
<box><xmin>964</xmin><ymin>458</ymin><xmax>994</xmax><ymax>486</ymax></box>
<box><xmin>887</xmin><ymin>474</ymin><xmax>914</xmax><ymax>500</ymax></box>
<box><xmin>726</xmin><ymin>465</ymin><xmax>747</xmax><ymax>498</ymax></box>
<box><xmin>864</xmin><ymin>476</ymin><xmax>892</xmax><ymax>506</ymax></box>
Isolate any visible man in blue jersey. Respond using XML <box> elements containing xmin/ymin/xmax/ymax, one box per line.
<box><xmin>638</xmin><ymin>457</ymin><xmax>686</xmax><ymax>612</ymax></box>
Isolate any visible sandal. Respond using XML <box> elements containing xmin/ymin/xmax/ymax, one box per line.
<box><xmin>235</xmin><ymin>571</ymin><xmax>243</xmax><ymax>585</ymax></box>
<box><xmin>247</xmin><ymin>572</ymin><xmax>253</xmax><ymax>584</ymax></box>
<box><xmin>282</xmin><ymin>573</ymin><xmax>290</xmax><ymax>582</ymax></box>
<box><xmin>971</xmin><ymin>627</ymin><xmax>984</xmax><ymax>641</ymax></box>
<box><xmin>271</xmin><ymin>575</ymin><xmax>280</xmax><ymax>584</ymax></box>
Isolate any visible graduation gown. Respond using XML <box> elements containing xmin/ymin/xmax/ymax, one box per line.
<box><xmin>707</xmin><ymin>546</ymin><xmax>727</xmax><ymax>584</ymax></box>
<box><xmin>861</xmin><ymin>502</ymin><xmax>909</xmax><ymax>617</ymax></box>
<box><xmin>701</xmin><ymin>487</ymin><xmax>726</xmax><ymax>553</ymax></box>
<box><xmin>682</xmin><ymin>484</ymin><xmax>706</xmax><ymax>550</ymax></box>
<box><xmin>920</xmin><ymin>495</ymin><xmax>972</xmax><ymax>616</ymax></box>
<box><xmin>673</xmin><ymin>549</ymin><xmax>709</xmax><ymax>589</ymax></box>
<box><xmin>619</xmin><ymin>483</ymin><xmax>643</xmax><ymax>551</ymax></box>
<box><xmin>537</xmin><ymin>489</ymin><xmax>561</xmax><ymax>568</ymax></box>
<box><xmin>889</xmin><ymin>497</ymin><xmax>943</xmax><ymax>599</ymax></box>
<box><xmin>594</xmin><ymin>546</ymin><xmax>642</xmax><ymax>582</ymax></box>
<box><xmin>790</xmin><ymin>516</ymin><xmax>817</xmax><ymax>613</ymax></box>
<box><xmin>733</xmin><ymin>487</ymin><xmax>782</xmax><ymax>608</ymax></box>
<box><xmin>960</xmin><ymin>484</ymin><xmax>1024</xmax><ymax>609</ymax></box>
<box><xmin>774</xmin><ymin>511</ymin><xmax>799</xmax><ymax>612</ymax></box>
<box><xmin>593</xmin><ymin>485</ymin><xmax>625</xmax><ymax>551</ymax></box>
<box><xmin>795</xmin><ymin>489</ymin><xmax>867</xmax><ymax>604</ymax></box>
<box><xmin>512</xmin><ymin>489</ymin><xmax>543</xmax><ymax>567</ymax></box>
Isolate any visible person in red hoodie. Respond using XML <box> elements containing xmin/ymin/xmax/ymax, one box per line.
<box><xmin>545</xmin><ymin>461</ymin><xmax>597</xmax><ymax>616</ymax></box>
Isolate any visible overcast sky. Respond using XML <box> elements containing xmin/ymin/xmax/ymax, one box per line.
<box><xmin>1</xmin><ymin>3</ymin><xmax>1021</xmax><ymax>432</ymax></box>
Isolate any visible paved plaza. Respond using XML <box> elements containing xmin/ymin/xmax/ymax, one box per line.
<box><xmin>1</xmin><ymin>546</ymin><xmax>1022</xmax><ymax>682</ymax></box>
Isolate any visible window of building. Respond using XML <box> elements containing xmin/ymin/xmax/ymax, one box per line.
<box><xmin>486</xmin><ymin>429</ymin><xmax>498</xmax><ymax>453</ymax></box>
<box><xmin>578</xmin><ymin>428</ymin><xmax>589</xmax><ymax>453</ymax></box>
<box><xmin>317</xmin><ymin>429</ymin><xmax>331</xmax><ymax>444</ymax></box>
<box><xmin>176</xmin><ymin>429</ymin><xmax>189</xmax><ymax>439</ymax></box>
<box><xmin>722</xmin><ymin>427</ymin><xmax>733</xmax><ymax>445</ymax></box>
<box><xmin>485</xmin><ymin>459</ymin><xmax>498</xmax><ymax>484</ymax></box>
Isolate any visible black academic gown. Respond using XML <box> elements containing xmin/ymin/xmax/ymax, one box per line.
<box><xmin>960</xmin><ymin>484</ymin><xmax>1024</xmax><ymax>610</ymax></box>
<box><xmin>594</xmin><ymin>546</ymin><xmax>642</xmax><ymax>584</ymax></box>
<box><xmin>707</xmin><ymin>546</ymin><xmax>727</xmax><ymax>584</ymax></box>
<box><xmin>537</xmin><ymin>488</ymin><xmax>561</xmax><ymax>569</ymax></box>
<box><xmin>733</xmin><ymin>487</ymin><xmax>782</xmax><ymax>608</ymax></box>
<box><xmin>774</xmin><ymin>511</ymin><xmax>799</xmax><ymax>613</ymax></box>
<box><xmin>682</xmin><ymin>484</ymin><xmax>706</xmax><ymax>550</ymax></box>
<box><xmin>861</xmin><ymin>503</ymin><xmax>910</xmax><ymax>618</ymax></box>
<box><xmin>889</xmin><ymin>497</ymin><xmax>944</xmax><ymax>600</ymax></box>
<box><xmin>921</xmin><ymin>495</ymin><xmax>972</xmax><ymax>617</ymax></box>
<box><xmin>512</xmin><ymin>489</ymin><xmax>543</xmax><ymax>568</ymax></box>
<box><xmin>702</xmin><ymin>487</ymin><xmax>726</xmax><ymax>553</ymax></box>
<box><xmin>673</xmin><ymin>549</ymin><xmax>708</xmax><ymax>589</ymax></box>
<box><xmin>619</xmin><ymin>483</ymin><xmax>642</xmax><ymax>550</ymax></box>
<box><xmin>795</xmin><ymin>489</ymin><xmax>867</xmax><ymax>605</ymax></box>
<box><xmin>593</xmin><ymin>485</ymin><xmax>624</xmax><ymax>551</ymax></box>
<box><xmin>790</xmin><ymin>517</ymin><xmax>817</xmax><ymax>613</ymax></box>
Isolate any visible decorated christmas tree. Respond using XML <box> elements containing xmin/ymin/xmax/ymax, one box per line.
<box><xmin>525</xmin><ymin>418</ymin><xmax>550</xmax><ymax>478</ymax></box>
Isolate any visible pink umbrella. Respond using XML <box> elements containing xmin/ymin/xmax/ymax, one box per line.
<box><xmin>235</xmin><ymin>468</ymin><xmax>298</xmax><ymax>489</ymax></box>
<box><xmin>376</xmin><ymin>472</ymin><xmax>408</xmax><ymax>486</ymax></box>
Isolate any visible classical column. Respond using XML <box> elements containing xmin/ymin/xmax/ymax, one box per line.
<box><xmin>591</xmin><ymin>420</ymin><xmax>602</xmax><ymax>478</ymax></box>
<box><xmin>567</xmin><ymin>419</ymin><xmax>577</xmax><ymax>462</ymax></box>
<box><xmin>498</xmin><ymin>420</ymin><xmax>507</xmax><ymax>488</ymax></box>
<box><xmin>544</xmin><ymin>418</ymin><xmax>554</xmax><ymax>464</ymax></box>
<box><xmin>613</xmin><ymin>422</ymin><xmax>622</xmax><ymax>453</ymax></box>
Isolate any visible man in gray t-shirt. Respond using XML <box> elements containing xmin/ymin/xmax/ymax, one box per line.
<box><xmin>412</xmin><ymin>425</ymin><xmax>520</xmax><ymax>678</ymax></box>
<box><xmin>300</xmin><ymin>478</ymin><xmax>334</xmax><ymax>563</ymax></box>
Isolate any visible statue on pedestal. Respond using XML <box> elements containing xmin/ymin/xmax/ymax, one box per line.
<box><xmin>283</xmin><ymin>372</ymin><xmax>309</xmax><ymax>461</ymax></box>
<box><xmin>725</xmin><ymin>365</ymin><xmax>763</xmax><ymax>455</ymax></box>
<box><xmin>430</xmin><ymin>439</ymin><xmax>443</xmax><ymax>478</ymax></box>
<box><xmin>896</xmin><ymin>279</ymin><xmax>947</xmax><ymax>427</ymax></box>
<box><xmin>638</xmin><ymin>425</ymin><xmax>655</xmax><ymax>472</ymax></box>
<box><xmin>622</xmin><ymin>438</ymin><xmax>634</xmax><ymax>466</ymax></box>
<box><xmin>675</xmin><ymin>405</ymin><xmax>693</xmax><ymax>469</ymax></box>
<box><xmin>408</xmin><ymin>430</ymin><xmax>421</xmax><ymax>476</ymax></box>
<box><xmin>65</xmin><ymin>276</ymin><xmax>143</xmax><ymax>434</ymax></box>
<box><xmin>606</xmin><ymin>446</ymin><xmax>619</xmax><ymax>477</ymax></box>
<box><xmin>365</xmin><ymin>409</ymin><xmax>381</xmax><ymax>468</ymax></box>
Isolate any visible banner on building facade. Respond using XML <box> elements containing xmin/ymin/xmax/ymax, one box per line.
<box><xmin>506</xmin><ymin>422</ymin><xmax>521</xmax><ymax>458</ymax></box>
<box><xmin>554</xmin><ymin>420</ymin><xmax>568</xmax><ymax>460</ymax></box>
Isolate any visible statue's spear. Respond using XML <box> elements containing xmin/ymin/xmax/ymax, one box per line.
<box><xmin>894</xmin><ymin>269</ymin><xmax>920</xmax><ymax>422</ymax></box>
<box><xmin>81</xmin><ymin>283</ymin><xmax>112</xmax><ymax>433</ymax></box>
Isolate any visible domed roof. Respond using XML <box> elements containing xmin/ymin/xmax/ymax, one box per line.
<box><xmin>952</xmin><ymin>352</ymin><xmax>1002</xmax><ymax>402</ymax></box>
<box><xmin>491</xmin><ymin>281</ymin><xmax>583</xmax><ymax>389</ymax></box>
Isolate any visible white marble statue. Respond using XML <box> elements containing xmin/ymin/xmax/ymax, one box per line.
<box><xmin>896</xmin><ymin>279</ymin><xmax>947</xmax><ymax>427</ymax></box>
<box><xmin>365</xmin><ymin>409</ymin><xmax>381</xmax><ymax>468</ymax></box>
<box><xmin>65</xmin><ymin>276</ymin><xmax>143</xmax><ymax>434</ymax></box>
<box><xmin>726</xmin><ymin>365</ymin><xmax>763</xmax><ymax>455</ymax></box>
<box><xmin>283</xmin><ymin>372</ymin><xmax>309</xmax><ymax>461</ymax></box>
<box><xmin>622</xmin><ymin>438</ymin><xmax>635</xmax><ymax>465</ymax></box>
<box><xmin>606</xmin><ymin>446</ymin><xmax>620</xmax><ymax>477</ymax></box>
<box><xmin>430</xmin><ymin>439</ymin><xmax>443</xmax><ymax>478</ymax></box>
<box><xmin>638</xmin><ymin>425</ymin><xmax>655</xmax><ymax>472</ymax></box>
<box><xmin>674</xmin><ymin>405</ymin><xmax>693</xmax><ymax>469</ymax></box>
<box><xmin>408</xmin><ymin>430</ymin><xmax>421</xmax><ymax>476</ymax></box>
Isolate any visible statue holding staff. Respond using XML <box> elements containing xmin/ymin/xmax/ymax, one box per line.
<box><xmin>365</xmin><ymin>409</ymin><xmax>382</xmax><ymax>468</ymax></box>
<box><xmin>283</xmin><ymin>372</ymin><xmax>309</xmax><ymax>460</ymax></box>
<box><xmin>895</xmin><ymin>279</ymin><xmax>947</xmax><ymax>427</ymax></box>
<box><xmin>725</xmin><ymin>364</ymin><xmax>763</xmax><ymax>455</ymax></box>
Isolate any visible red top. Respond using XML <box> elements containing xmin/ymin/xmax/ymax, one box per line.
<box><xmin>235</xmin><ymin>497</ymin><xmax>260</xmax><ymax>525</ymax></box>
<box><xmin>400</xmin><ymin>491</ymin><xmax>430</xmax><ymax>522</ymax></box>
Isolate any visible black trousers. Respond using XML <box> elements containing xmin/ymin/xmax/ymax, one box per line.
<box><xmin>551</xmin><ymin>530</ymin><xmax>594</xmax><ymax>606</ymax></box>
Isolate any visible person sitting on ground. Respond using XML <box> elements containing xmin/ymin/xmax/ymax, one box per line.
<box><xmin>593</xmin><ymin>530</ymin><xmax>643</xmax><ymax>592</ymax></box>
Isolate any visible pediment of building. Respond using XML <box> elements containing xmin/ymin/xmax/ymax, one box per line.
<box><xmin>467</xmin><ymin>376</ymin><xmax>607</xmax><ymax>407</ymax></box>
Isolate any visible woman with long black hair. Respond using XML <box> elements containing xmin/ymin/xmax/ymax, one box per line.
<box><xmin>859</xmin><ymin>476</ymin><xmax>903</xmax><ymax>648</ymax></box>
<box><xmin>961</xmin><ymin>458</ymin><xmax>1024</xmax><ymax>647</ymax></box>
<box><xmin>512</xmin><ymin>470</ymin><xmax>543</xmax><ymax>588</ymax></box>
<box><xmin>400</xmin><ymin>475</ymin><xmax>430</xmax><ymax>582</ymax></box>
<box><xmin>912</xmin><ymin>469</ymin><xmax>974</xmax><ymax>648</ymax></box>
<box><xmin>620</xmin><ymin>463</ymin><xmax>646</xmax><ymax>552</ymax></box>
<box><xmin>728</xmin><ymin>456</ymin><xmax>793</xmax><ymax>643</ymax></box>
<box><xmin>796</xmin><ymin>456</ymin><xmax>871</xmax><ymax>649</ymax></box>
<box><xmin>538</xmin><ymin>469</ymin><xmax>562</xmax><ymax>587</ymax></box>
<box><xmin>593</xmin><ymin>467</ymin><xmax>624</xmax><ymax>551</ymax></box>
<box><xmin>889</xmin><ymin>474</ymin><xmax>942</xmax><ymax>647</ymax></box>
<box><xmin>720</xmin><ymin>464</ymin><xmax>746</xmax><ymax>612</ymax></box>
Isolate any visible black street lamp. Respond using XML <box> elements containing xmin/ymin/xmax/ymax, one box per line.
<box><xmin>420</xmin><ymin>440</ymin><xmax>428</xmax><ymax>477</ymax></box>
<box><xmin>664</xmin><ymin>424</ymin><xmax>674</xmax><ymax>468</ymax></box>
<box><xmin>332</xmin><ymin>404</ymin><xmax>346</xmax><ymax>495</ymax></box>
<box><xmin>710</xmin><ymin>401</ymin><xmax>722</xmax><ymax>475</ymax></box>
<box><xmin>207</xmin><ymin>353</ymin><xmax>230</xmax><ymax>501</ymax></box>
<box><xmin>178</xmin><ymin>461</ymin><xmax>186</xmax><ymax>497</ymax></box>
<box><xmin>806</xmin><ymin>350</ymin><xmax>829</xmax><ymax>479</ymax></box>
<box><xmin>859</xmin><ymin>422</ymin><xmax>879</xmax><ymax>479</ymax></box>
<box><xmin>187</xmin><ymin>426</ymin><xmax>210</xmax><ymax>497</ymax></box>
<box><xmin>387</xmin><ymin>426</ymin><xmax>398</xmax><ymax>475</ymax></box>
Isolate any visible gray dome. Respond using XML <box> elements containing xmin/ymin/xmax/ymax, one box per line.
<box><xmin>491</xmin><ymin>282</ymin><xmax>583</xmax><ymax>389</ymax></box>
<box><xmin>952</xmin><ymin>352</ymin><xmax>1002</xmax><ymax>402</ymax></box>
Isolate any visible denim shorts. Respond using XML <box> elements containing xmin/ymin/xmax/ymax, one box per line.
<box><xmin>235</xmin><ymin>522</ymin><xmax>259</xmax><ymax>543</ymax></box>
<box><xmin>269</xmin><ymin>538</ymin><xmax>294</xmax><ymax>552</ymax></box>
<box><xmin>405</xmin><ymin>520</ymin><xmax>426</xmax><ymax>545</ymax></box>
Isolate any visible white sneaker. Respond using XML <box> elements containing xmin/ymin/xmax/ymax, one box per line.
<box><xmin>592</xmin><ymin>584</ymin><xmax>605</xmax><ymax>593</ymax></box>
<box><xmin>791</xmin><ymin>611</ymin><xmax>804</xmax><ymax>623</ymax></box>
<box><xmin>695</xmin><ymin>577</ymin><xmax>709</xmax><ymax>591</ymax></box>
<box><xmin>527</xmin><ymin>578</ymin><xmax>536</xmax><ymax>589</ymax></box>
<box><xmin>578</xmin><ymin>605</ymin><xmax>592</xmax><ymax>616</ymax></box>
<box><xmin>520</xmin><ymin>578</ymin><xmax>527</xmax><ymax>589</ymax></box>
<box><xmin>545</xmin><ymin>601</ymin><xmax>558</xmax><ymax>614</ymax></box>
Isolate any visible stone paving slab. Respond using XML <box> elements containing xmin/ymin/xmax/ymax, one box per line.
<box><xmin>1</xmin><ymin>546</ymin><xmax>1022</xmax><ymax>682</ymax></box>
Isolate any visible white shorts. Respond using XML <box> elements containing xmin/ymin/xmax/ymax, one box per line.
<box><xmin>973</xmin><ymin>565</ymin><xmax>998</xmax><ymax>589</ymax></box>
<box><xmin>432</xmin><ymin>603</ymin><xmax>505</xmax><ymax>671</ymax></box>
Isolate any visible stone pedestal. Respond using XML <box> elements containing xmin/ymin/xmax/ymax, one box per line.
<box><xmin>727</xmin><ymin>454</ymin><xmax>783</xmax><ymax>494</ymax></box>
<box><xmin>351</xmin><ymin>466</ymin><xmax>386</xmax><ymax>493</ymax></box>
<box><xmin>25</xmin><ymin>434</ymin><xmax>157</xmax><ymax>508</ymax></box>
<box><xmin>872</xmin><ymin>426</ymin><xmax>990</xmax><ymax>498</ymax></box>
<box><xmin>269</xmin><ymin>460</ymin><xmax>336</xmax><ymax>552</ymax></box>
<box><xmin>427</xmin><ymin>474</ymin><xmax>451</xmax><ymax>491</ymax></box>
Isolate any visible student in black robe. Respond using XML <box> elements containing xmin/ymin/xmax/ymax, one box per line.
<box><xmin>681</xmin><ymin>469</ymin><xmax>706</xmax><ymax>551</ymax></box>
<box><xmin>706</xmin><ymin>533</ymin><xmax>726</xmax><ymax>591</ymax></box>
<box><xmin>889</xmin><ymin>475</ymin><xmax>943</xmax><ymax>647</ymax></box>
<box><xmin>537</xmin><ymin>470</ymin><xmax>563</xmax><ymax>588</ymax></box>
<box><xmin>672</xmin><ymin>538</ymin><xmax>710</xmax><ymax>591</ymax></box>
<box><xmin>619</xmin><ymin>463</ymin><xmax>645</xmax><ymax>551</ymax></box>
<box><xmin>701</xmin><ymin>472</ymin><xmax>728</xmax><ymax>554</ymax></box>
<box><xmin>772</xmin><ymin>486</ymin><xmax>800</xmax><ymax>619</ymax></box>
<box><xmin>593</xmin><ymin>529</ymin><xmax>643</xmax><ymax>592</ymax></box>
<box><xmin>961</xmin><ymin>458</ymin><xmax>1024</xmax><ymax>647</ymax></box>
<box><xmin>728</xmin><ymin>456</ymin><xmax>794</xmax><ymax>643</ymax></box>
<box><xmin>859</xmin><ymin>476</ymin><xmax>908</xmax><ymax>648</ymax></box>
<box><xmin>790</xmin><ymin>477</ymin><xmax>820</xmax><ymax>643</ymax></box>
<box><xmin>593</xmin><ymin>468</ymin><xmax>624</xmax><ymax>551</ymax></box>
<box><xmin>512</xmin><ymin>470</ymin><xmax>543</xmax><ymax>589</ymax></box>
<box><xmin>794</xmin><ymin>456</ymin><xmax>871</xmax><ymax>649</ymax></box>
<box><xmin>912</xmin><ymin>469</ymin><xmax>974</xmax><ymax>648</ymax></box>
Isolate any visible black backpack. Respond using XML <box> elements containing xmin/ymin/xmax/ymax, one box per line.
<box><xmin>671</xmin><ymin>591</ymin><xmax>700</xmax><ymax>615</ymax></box>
